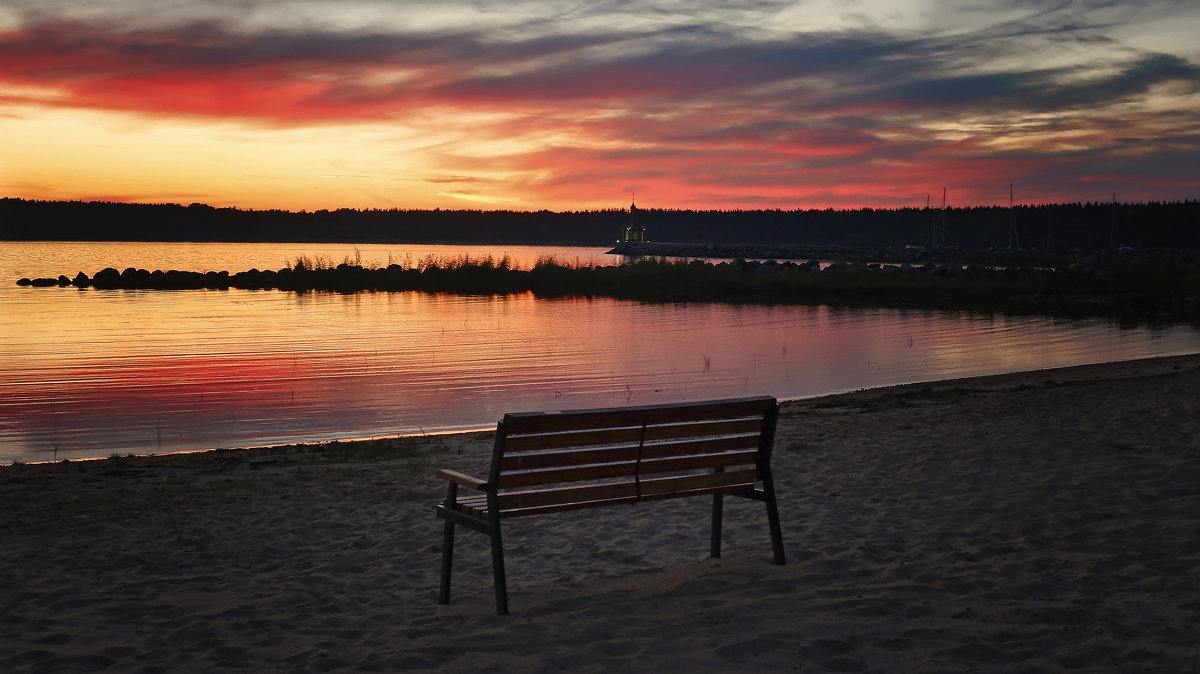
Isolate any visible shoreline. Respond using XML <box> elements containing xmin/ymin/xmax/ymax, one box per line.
<box><xmin>6</xmin><ymin>353</ymin><xmax>1198</xmax><ymax>470</ymax></box>
<box><xmin>3</xmin><ymin>353</ymin><xmax>1199</xmax><ymax>671</ymax></box>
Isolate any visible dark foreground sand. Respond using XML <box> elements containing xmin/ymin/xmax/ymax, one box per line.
<box><xmin>3</xmin><ymin>355</ymin><xmax>1199</xmax><ymax>672</ymax></box>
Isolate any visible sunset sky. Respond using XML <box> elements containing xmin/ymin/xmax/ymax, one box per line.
<box><xmin>2</xmin><ymin>0</ymin><xmax>1198</xmax><ymax>211</ymax></box>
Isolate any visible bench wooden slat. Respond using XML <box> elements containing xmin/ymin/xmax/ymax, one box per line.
<box><xmin>453</xmin><ymin>470</ymin><xmax>761</xmax><ymax>519</ymax></box>
<box><xmin>500</xmin><ymin>396</ymin><xmax>776</xmax><ymax>435</ymax></box>
<box><xmin>492</xmin><ymin>469</ymin><xmax>760</xmax><ymax>518</ymax></box>
<box><xmin>493</xmin><ymin>467</ymin><xmax>757</xmax><ymax>513</ymax></box>
<box><xmin>503</xmin><ymin>426</ymin><xmax>642</xmax><ymax>452</ymax></box>
<box><xmin>450</xmin><ymin>494</ymin><xmax>488</xmax><ymax>517</ymax></box>
<box><xmin>637</xmin><ymin>468</ymin><xmax>757</xmax><ymax>497</ymax></box>
<box><xmin>641</xmin><ymin>417</ymin><xmax>764</xmax><ymax>442</ymax></box>
<box><xmin>638</xmin><ymin>449</ymin><xmax>759</xmax><ymax>476</ymax></box>
<box><xmin>502</xmin><ymin>444</ymin><xmax>641</xmax><ymax>472</ymax></box>
<box><xmin>434</xmin><ymin>468</ymin><xmax>489</xmax><ymax>490</ymax></box>
<box><xmin>496</xmin><ymin>448</ymin><xmax>760</xmax><ymax>488</ymax></box>
<box><xmin>501</xmin><ymin>417</ymin><xmax>765</xmax><ymax>453</ymax></box>
<box><xmin>501</xmin><ymin>433</ymin><xmax>761</xmax><ymax>472</ymax></box>
<box><xmin>492</xmin><ymin>496</ymin><xmax>641</xmax><ymax>518</ymax></box>
<box><xmin>496</xmin><ymin>459</ymin><xmax>641</xmax><ymax>489</ymax></box>
<box><xmin>637</xmin><ymin>434</ymin><xmax>760</xmax><ymax>461</ymax></box>
<box><xmin>494</xmin><ymin>482</ymin><xmax>754</xmax><ymax>517</ymax></box>
<box><xmin>498</xmin><ymin>480</ymin><xmax>641</xmax><ymax>511</ymax></box>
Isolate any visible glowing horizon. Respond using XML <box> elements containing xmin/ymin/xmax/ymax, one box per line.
<box><xmin>2</xmin><ymin>1</ymin><xmax>1198</xmax><ymax>214</ymax></box>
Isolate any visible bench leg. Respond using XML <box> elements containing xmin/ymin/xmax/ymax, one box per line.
<box><xmin>490</xmin><ymin>523</ymin><xmax>509</xmax><ymax>615</ymax></box>
<box><xmin>710</xmin><ymin>492</ymin><xmax>724</xmax><ymax>558</ymax></box>
<box><xmin>763</xmin><ymin>482</ymin><xmax>786</xmax><ymax>565</ymax></box>
<box><xmin>438</xmin><ymin>519</ymin><xmax>455</xmax><ymax>604</ymax></box>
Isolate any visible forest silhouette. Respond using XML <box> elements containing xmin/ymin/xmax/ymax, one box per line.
<box><xmin>3</xmin><ymin>197</ymin><xmax>1199</xmax><ymax>251</ymax></box>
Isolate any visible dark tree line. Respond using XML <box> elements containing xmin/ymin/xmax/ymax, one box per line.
<box><xmin>2</xmin><ymin>197</ymin><xmax>1197</xmax><ymax>250</ymax></box>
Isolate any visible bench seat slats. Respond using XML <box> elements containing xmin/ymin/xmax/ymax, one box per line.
<box><xmin>489</xmin><ymin>482</ymin><xmax>757</xmax><ymax>517</ymax></box>
<box><xmin>501</xmin><ymin>481</ymin><xmax>641</xmax><ymax>512</ymax></box>
<box><xmin>500</xmin><ymin>432</ymin><xmax>761</xmax><ymax>472</ymax></box>
<box><xmin>500</xmin><ymin>396</ymin><xmax>776</xmax><ymax>435</ymax></box>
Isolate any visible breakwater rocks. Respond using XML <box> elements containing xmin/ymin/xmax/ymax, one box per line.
<box><xmin>15</xmin><ymin>264</ymin><xmax>524</xmax><ymax>293</ymax></box>
<box><xmin>19</xmin><ymin>268</ymin><xmax>236</xmax><ymax>290</ymax></box>
<box><xmin>15</xmin><ymin>256</ymin><xmax>1200</xmax><ymax>319</ymax></box>
<box><xmin>18</xmin><ymin>268</ymin><xmax>237</xmax><ymax>289</ymax></box>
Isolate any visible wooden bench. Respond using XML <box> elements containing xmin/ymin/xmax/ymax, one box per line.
<box><xmin>435</xmin><ymin>395</ymin><xmax>786</xmax><ymax>614</ymax></box>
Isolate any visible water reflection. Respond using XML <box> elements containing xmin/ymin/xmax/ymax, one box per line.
<box><xmin>3</xmin><ymin>242</ymin><xmax>1199</xmax><ymax>462</ymax></box>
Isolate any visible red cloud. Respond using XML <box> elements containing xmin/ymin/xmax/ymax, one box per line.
<box><xmin>3</xmin><ymin>17</ymin><xmax>1198</xmax><ymax>209</ymax></box>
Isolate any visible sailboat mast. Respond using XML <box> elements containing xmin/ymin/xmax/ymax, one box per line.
<box><xmin>1008</xmin><ymin>183</ymin><xmax>1019</xmax><ymax>250</ymax></box>
<box><xmin>939</xmin><ymin>187</ymin><xmax>946</xmax><ymax>248</ymax></box>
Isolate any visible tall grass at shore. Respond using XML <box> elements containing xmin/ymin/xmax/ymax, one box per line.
<box><xmin>280</xmin><ymin>251</ymin><xmax>529</xmax><ymax>294</ymax></box>
<box><xmin>288</xmin><ymin>251</ymin><xmax>518</xmax><ymax>273</ymax></box>
<box><xmin>25</xmin><ymin>251</ymin><xmax>1200</xmax><ymax>319</ymax></box>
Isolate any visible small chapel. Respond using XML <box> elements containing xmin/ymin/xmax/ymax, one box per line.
<box><xmin>621</xmin><ymin>197</ymin><xmax>646</xmax><ymax>243</ymax></box>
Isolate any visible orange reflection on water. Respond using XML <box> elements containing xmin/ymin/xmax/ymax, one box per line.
<box><xmin>4</xmin><ymin>258</ymin><xmax>1200</xmax><ymax>462</ymax></box>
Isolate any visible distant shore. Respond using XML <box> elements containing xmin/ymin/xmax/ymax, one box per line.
<box><xmin>607</xmin><ymin>239</ymin><xmax>1200</xmax><ymax>264</ymax></box>
<box><xmin>608</xmin><ymin>240</ymin><xmax>916</xmax><ymax>260</ymax></box>
<box><xmin>5</xmin><ymin>197</ymin><xmax>1200</xmax><ymax>251</ymax></box>
<box><xmin>3</xmin><ymin>354</ymin><xmax>1198</xmax><ymax>671</ymax></box>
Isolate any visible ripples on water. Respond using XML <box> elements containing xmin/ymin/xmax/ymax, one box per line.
<box><xmin>3</xmin><ymin>242</ymin><xmax>1198</xmax><ymax>462</ymax></box>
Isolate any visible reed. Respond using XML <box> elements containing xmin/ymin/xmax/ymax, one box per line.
<box><xmin>30</xmin><ymin>249</ymin><xmax>1200</xmax><ymax>320</ymax></box>
<box><xmin>288</xmin><ymin>253</ymin><xmax>337</xmax><ymax>271</ymax></box>
<box><xmin>416</xmin><ymin>252</ymin><xmax>516</xmax><ymax>272</ymax></box>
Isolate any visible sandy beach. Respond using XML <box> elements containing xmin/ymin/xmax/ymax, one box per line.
<box><xmin>2</xmin><ymin>354</ymin><xmax>1198</xmax><ymax>672</ymax></box>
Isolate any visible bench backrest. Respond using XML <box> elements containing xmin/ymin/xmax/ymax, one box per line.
<box><xmin>488</xmin><ymin>396</ymin><xmax>779</xmax><ymax>517</ymax></box>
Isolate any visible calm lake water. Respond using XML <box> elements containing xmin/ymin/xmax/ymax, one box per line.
<box><xmin>3</xmin><ymin>241</ymin><xmax>1199</xmax><ymax>463</ymax></box>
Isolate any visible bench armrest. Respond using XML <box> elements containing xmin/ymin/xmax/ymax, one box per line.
<box><xmin>435</xmin><ymin>469</ymin><xmax>489</xmax><ymax>491</ymax></box>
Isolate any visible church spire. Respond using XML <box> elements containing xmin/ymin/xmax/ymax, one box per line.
<box><xmin>622</xmin><ymin>194</ymin><xmax>645</xmax><ymax>243</ymax></box>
